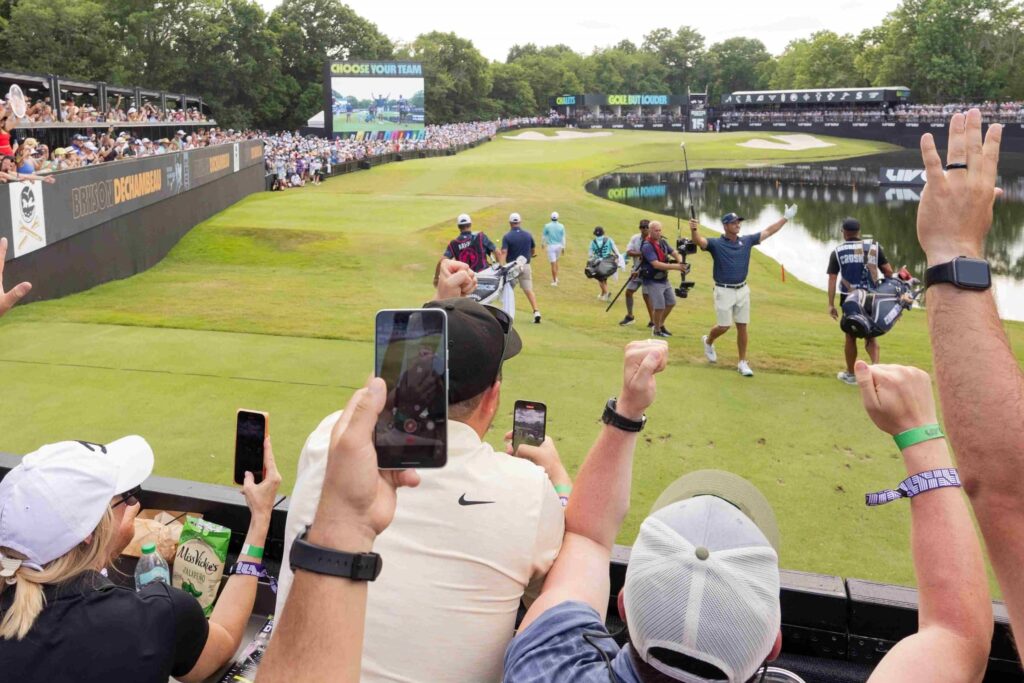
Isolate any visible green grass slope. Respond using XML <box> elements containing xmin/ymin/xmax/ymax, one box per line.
<box><xmin>0</xmin><ymin>129</ymin><xmax>1015</xmax><ymax>592</ymax></box>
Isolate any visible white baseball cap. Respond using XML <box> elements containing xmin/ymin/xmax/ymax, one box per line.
<box><xmin>457</xmin><ymin>213</ymin><xmax>472</xmax><ymax>227</ymax></box>
<box><xmin>509</xmin><ymin>212</ymin><xmax>521</xmax><ymax>224</ymax></box>
<box><xmin>623</xmin><ymin>470</ymin><xmax>781</xmax><ymax>683</ymax></box>
<box><xmin>551</xmin><ymin>211</ymin><xmax>559</xmax><ymax>220</ymax></box>
<box><xmin>0</xmin><ymin>437</ymin><xmax>154</xmax><ymax>569</ymax></box>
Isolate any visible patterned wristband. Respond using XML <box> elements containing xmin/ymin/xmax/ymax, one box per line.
<box><xmin>230</xmin><ymin>561</ymin><xmax>278</xmax><ymax>594</ymax></box>
<box><xmin>892</xmin><ymin>424</ymin><xmax>944</xmax><ymax>451</ymax></box>
<box><xmin>558</xmin><ymin>495</ymin><xmax>570</xmax><ymax>508</ymax></box>
<box><xmin>865</xmin><ymin>468</ymin><xmax>961</xmax><ymax>506</ymax></box>
<box><xmin>241</xmin><ymin>543</ymin><xmax>264</xmax><ymax>560</ymax></box>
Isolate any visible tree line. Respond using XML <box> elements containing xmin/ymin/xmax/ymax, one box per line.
<box><xmin>2</xmin><ymin>0</ymin><xmax>1021</xmax><ymax>130</ymax></box>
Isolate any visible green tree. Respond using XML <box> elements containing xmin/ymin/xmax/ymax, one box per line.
<box><xmin>770</xmin><ymin>31</ymin><xmax>864</xmax><ymax>89</ymax></box>
<box><xmin>410</xmin><ymin>31</ymin><xmax>492</xmax><ymax>123</ymax></box>
<box><xmin>703</xmin><ymin>37</ymin><xmax>772</xmax><ymax>99</ymax></box>
<box><xmin>641</xmin><ymin>26</ymin><xmax>705</xmax><ymax>94</ymax></box>
<box><xmin>487</xmin><ymin>61</ymin><xmax>535</xmax><ymax>116</ymax></box>
<box><xmin>6</xmin><ymin>0</ymin><xmax>121</xmax><ymax>80</ymax></box>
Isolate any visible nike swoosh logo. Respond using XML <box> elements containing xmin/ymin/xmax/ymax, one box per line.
<box><xmin>458</xmin><ymin>494</ymin><xmax>495</xmax><ymax>506</ymax></box>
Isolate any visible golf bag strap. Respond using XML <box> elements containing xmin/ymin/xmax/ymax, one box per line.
<box><xmin>865</xmin><ymin>468</ymin><xmax>961</xmax><ymax>506</ymax></box>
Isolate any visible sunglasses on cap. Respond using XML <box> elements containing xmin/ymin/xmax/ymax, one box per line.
<box><xmin>112</xmin><ymin>485</ymin><xmax>142</xmax><ymax>510</ymax></box>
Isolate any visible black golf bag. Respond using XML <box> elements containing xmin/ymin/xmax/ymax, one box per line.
<box><xmin>840</xmin><ymin>271</ymin><xmax>921</xmax><ymax>339</ymax></box>
<box><xmin>585</xmin><ymin>256</ymin><xmax>618</xmax><ymax>281</ymax></box>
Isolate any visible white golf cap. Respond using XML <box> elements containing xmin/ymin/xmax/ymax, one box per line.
<box><xmin>0</xmin><ymin>437</ymin><xmax>154</xmax><ymax>569</ymax></box>
<box><xmin>551</xmin><ymin>211</ymin><xmax>559</xmax><ymax>220</ymax></box>
<box><xmin>509</xmin><ymin>212</ymin><xmax>521</xmax><ymax>223</ymax></box>
<box><xmin>624</xmin><ymin>470</ymin><xmax>781</xmax><ymax>683</ymax></box>
<box><xmin>457</xmin><ymin>213</ymin><xmax>472</xmax><ymax>226</ymax></box>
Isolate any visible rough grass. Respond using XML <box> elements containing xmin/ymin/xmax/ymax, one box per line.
<box><xmin>0</xmin><ymin>129</ymin><xmax>1015</xmax><ymax>594</ymax></box>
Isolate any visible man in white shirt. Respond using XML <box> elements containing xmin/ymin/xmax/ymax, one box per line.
<box><xmin>276</xmin><ymin>296</ymin><xmax>565</xmax><ymax>683</ymax></box>
<box><xmin>619</xmin><ymin>219</ymin><xmax>653</xmax><ymax>328</ymax></box>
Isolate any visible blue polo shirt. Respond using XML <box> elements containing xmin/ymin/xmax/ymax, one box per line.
<box><xmin>705</xmin><ymin>233</ymin><xmax>761</xmax><ymax>285</ymax></box>
<box><xmin>504</xmin><ymin>601</ymin><xmax>642</xmax><ymax>683</ymax></box>
<box><xmin>502</xmin><ymin>227</ymin><xmax>535</xmax><ymax>263</ymax></box>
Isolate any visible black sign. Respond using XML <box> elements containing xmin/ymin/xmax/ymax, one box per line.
<box><xmin>722</xmin><ymin>88</ymin><xmax>910</xmax><ymax>106</ymax></box>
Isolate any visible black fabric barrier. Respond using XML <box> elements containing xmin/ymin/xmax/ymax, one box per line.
<box><xmin>3</xmin><ymin>163</ymin><xmax>264</xmax><ymax>302</ymax></box>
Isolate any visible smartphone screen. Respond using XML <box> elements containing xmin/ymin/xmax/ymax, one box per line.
<box><xmin>374</xmin><ymin>309</ymin><xmax>448</xmax><ymax>469</ymax></box>
<box><xmin>234</xmin><ymin>410</ymin><xmax>267</xmax><ymax>485</ymax></box>
<box><xmin>512</xmin><ymin>401</ymin><xmax>547</xmax><ymax>452</ymax></box>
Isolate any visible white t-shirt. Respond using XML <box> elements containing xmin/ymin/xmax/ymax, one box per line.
<box><xmin>276</xmin><ymin>413</ymin><xmax>565</xmax><ymax>683</ymax></box>
<box><xmin>627</xmin><ymin>233</ymin><xmax>644</xmax><ymax>267</ymax></box>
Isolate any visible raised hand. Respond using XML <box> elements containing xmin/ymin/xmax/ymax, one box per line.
<box><xmin>854</xmin><ymin>361</ymin><xmax>938</xmax><ymax>436</ymax></box>
<box><xmin>241</xmin><ymin>436</ymin><xmax>282</xmax><ymax>523</ymax></box>
<box><xmin>918</xmin><ymin>109</ymin><xmax>1002</xmax><ymax>266</ymax></box>
<box><xmin>435</xmin><ymin>258</ymin><xmax>478</xmax><ymax>299</ymax></box>
<box><xmin>783</xmin><ymin>204</ymin><xmax>798</xmax><ymax>220</ymax></box>
<box><xmin>617</xmin><ymin>340</ymin><xmax>669</xmax><ymax>420</ymax></box>
<box><xmin>0</xmin><ymin>237</ymin><xmax>31</xmax><ymax>317</ymax></box>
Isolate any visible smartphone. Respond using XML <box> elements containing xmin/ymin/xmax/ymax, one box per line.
<box><xmin>512</xmin><ymin>401</ymin><xmax>547</xmax><ymax>452</ymax></box>
<box><xmin>234</xmin><ymin>410</ymin><xmax>268</xmax><ymax>485</ymax></box>
<box><xmin>374</xmin><ymin>309</ymin><xmax>448</xmax><ymax>469</ymax></box>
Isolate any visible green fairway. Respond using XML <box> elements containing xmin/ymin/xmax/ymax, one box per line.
<box><xmin>333</xmin><ymin>111</ymin><xmax>422</xmax><ymax>133</ymax></box>
<box><xmin>1</xmin><ymin>129</ymin><xmax>1016</xmax><ymax>593</ymax></box>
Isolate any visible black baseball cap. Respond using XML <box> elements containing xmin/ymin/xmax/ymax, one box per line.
<box><xmin>422</xmin><ymin>298</ymin><xmax>522</xmax><ymax>403</ymax></box>
<box><xmin>841</xmin><ymin>217</ymin><xmax>861</xmax><ymax>233</ymax></box>
<box><xmin>593</xmin><ymin>226</ymin><xmax>605</xmax><ymax>236</ymax></box>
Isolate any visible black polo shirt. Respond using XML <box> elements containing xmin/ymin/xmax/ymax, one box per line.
<box><xmin>0</xmin><ymin>570</ymin><xmax>208</xmax><ymax>683</ymax></box>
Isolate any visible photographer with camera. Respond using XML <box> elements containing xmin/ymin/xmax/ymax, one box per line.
<box><xmin>640</xmin><ymin>221</ymin><xmax>686</xmax><ymax>338</ymax></box>
<box><xmin>690</xmin><ymin>206</ymin><xmax>796</xmax><ymax>377</ymax></box>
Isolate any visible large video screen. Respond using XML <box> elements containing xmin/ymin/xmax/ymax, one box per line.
<box><xmin>326</xmin><ymin>61</ymin><xmax>425</xmax><ymax>137</ymax></box>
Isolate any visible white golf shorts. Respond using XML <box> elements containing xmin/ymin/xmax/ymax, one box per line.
<box><xmin>713</xmin><ymin>284</ymin><xmax>751</xmax><ymax>326</ymax></box>
<box><xmin>546</xmin><ymin>244</ymin><xmax>564</xmax><ymax>263</ymax></box>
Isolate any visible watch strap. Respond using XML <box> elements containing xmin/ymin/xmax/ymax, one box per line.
<box><xmin>924</xmin><ymin>261</ymin><xmax>955</xmax><ymax>289</ymax></box>
<box><xmin>865</xmin><ymin>468</ymin><xmax>961</xmax><ymax>506</ymax></box>
<box><xmin>602</xmin><ymin>398</ymin><xmax>646</xmax><ymax>432</ymax></box>
<box><xmin>290</xmin><ymin>528</ymin><xmax>382</xmax><ymax>581</ymax></box>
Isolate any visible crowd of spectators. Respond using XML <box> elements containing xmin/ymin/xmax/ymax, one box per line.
<box><xmin>2</xmin><ymin>128</ymin><xmax>258</xmax><ymax>178</ymax></box>
<box><xmin>721</xmin><ymin>102</ymin><xmax>1024</xmax><ymax>124</ymax></box>
<box><xmin>18</xmin><ymin>95</ymin><xmax>209</xmax><ymax>125</ymax></box>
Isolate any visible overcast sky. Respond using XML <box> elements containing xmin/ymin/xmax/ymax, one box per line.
<box><xmin>259</xmin><ymin>0</ymin><xmax>900</xmax><ymax>61</ymax></box>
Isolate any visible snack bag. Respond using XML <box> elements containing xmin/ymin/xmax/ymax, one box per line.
<box><xmin>173</xmin><ymin>516</ymin><xmax>230</xmax><ymax>615</ymax></box>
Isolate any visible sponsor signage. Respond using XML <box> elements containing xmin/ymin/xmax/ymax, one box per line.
<box><xmin>3</xmin><ymin>139</ymin><xmax>263</xmax><ymax>261</ymax></box>
<box><xmin>555</xmin><ymin>95</ymin><xmax>576</xmax><ymax>106</ymax></box>
<box><xmin>722</xmin><ymin>88</ymin><xmax>909</xmax><ymax>106</ymax></box>
<box><xmin>880</xmin><ymin>168</ymin><xmax>927</xmax><ymax>186</ymax></box>
<box><xmin>9</xmin><ymin>181</ymin><xmax>46</xmax><ymax>258</ymax></box>
<box><xmin>607</xmin><ymin>185</ymin><xmax>668</xmax><ymax>200</ymax></box>
<box><xmin>606</xmin><ymin>94</ymin><xmax>669</xmax><ymax>106</ymax></box>
<box><xmin>329</xmin><ymin>61</ymin><xmax>422</xmax><ymax>76</ymax></box>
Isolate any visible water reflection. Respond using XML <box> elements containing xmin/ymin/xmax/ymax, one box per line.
<box><xmin>586</xmin><ymin>151</ymin><xmax>1024</xmax><ymax>320</ymax></box>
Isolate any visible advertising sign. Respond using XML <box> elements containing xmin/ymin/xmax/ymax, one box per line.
<box><xmin>9</xmin><ymin>181</ymin><xmax>46</xmax><ymax>258</ymax></box>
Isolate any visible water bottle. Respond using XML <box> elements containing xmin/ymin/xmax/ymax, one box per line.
<box><xmin>134</xmin><ymin>542</ymin><xmax>170</xmax><ymax>590</ymax></box>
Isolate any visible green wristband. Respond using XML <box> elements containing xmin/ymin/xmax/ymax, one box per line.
<box><xmin>241</xmin><ymin>543</ymin><xmax>264</xmax><ymax>560</ymax></box>
<box><xmin>893</xmin><ymin>424</ymin><xmax>945</xmax><ymax>451</ymax></box>
<box><xmin>554</xmin><ymin>484</ymin><xmax>573</xmax><ymax>494</ymax></box>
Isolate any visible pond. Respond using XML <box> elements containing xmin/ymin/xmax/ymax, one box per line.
<box><xmin>585</xmin><ymin>150</ymin><xmax>1024</xmax><ymax>320</ymax></box>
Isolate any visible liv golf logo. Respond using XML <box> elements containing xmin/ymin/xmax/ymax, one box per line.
<box><xmin>9</xmin><ymin>179</ymin><xmax>46</xmax><ymax>257</ymax></box>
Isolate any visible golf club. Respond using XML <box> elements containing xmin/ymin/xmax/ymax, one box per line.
<box><xmin>680</xmin><ymin>140</ymin><xmax>696</xmax><ymax>221</ymax></box>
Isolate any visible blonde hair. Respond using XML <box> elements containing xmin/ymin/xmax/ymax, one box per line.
<box><xmin>0</xmin><ymin>509</ymin><xmax>114</xmax><ymax>641</ymax></box>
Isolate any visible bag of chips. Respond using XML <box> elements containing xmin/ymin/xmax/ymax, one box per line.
<box><xmin>173</xmin><ymin>516</ymin><xmax>230</xmax><ymax>615</ymax></box>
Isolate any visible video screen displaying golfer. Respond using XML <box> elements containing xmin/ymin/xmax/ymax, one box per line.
<box><xmin>331</xmin><ymin>74</ymin><xmax>424</xmax><ymax>134</ymax></box>
<box><xmin>512</xmin><ymin>400</ymin><xmax>546</xmax><ymax>452</ymax></box>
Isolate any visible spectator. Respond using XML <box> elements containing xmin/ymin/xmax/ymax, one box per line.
<box><xmin>503</xmin><ymin>341</ymin><xmax>991</xmax><ymax>683</ymax></box>
<box><xmin>915</xmin><ymin>109</ymin><xmax>1024</xmax><ymax>636</ymax></box>
<box><xmin>0</xmin><ymin>435</ymin><xmax>282</xmax><ymax>683</ymax></box>
<box><xmin>0</xmin><ymin>156</ymin><xmax>55</xmax><ymax>184</ymax></box>
<box><xmin>258</xmin><ymin>377</ymin><xmax>421</xmax><ymax>683</ymax></box>
<box><xmin>0</xmin><ymin>237</ymin><xmax>31</xmax><ymax>316</ymax></box>
<box><xmin>275</xmin><ymin>279</ymin><xmax>565</xmax><ymax>683</ymax></box>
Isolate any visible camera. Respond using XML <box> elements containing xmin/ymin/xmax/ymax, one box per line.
<box><xmin>674</xmin><ymin>238</ymin><xmax>697</xmax><ymax>298</ymax></box>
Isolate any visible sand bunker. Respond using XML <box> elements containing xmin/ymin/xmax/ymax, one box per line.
<box><xmin>505</xmin><ymin>130</ymin><xmax>613</xmax><ymax>141</ymax></box>
<box><xmin>738</xmin><ymin>134</ymin><xmax>835</xmax><ymax>151</ymax></box>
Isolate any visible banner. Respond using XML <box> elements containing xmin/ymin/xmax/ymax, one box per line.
<box><xmin>722</xmin><ymin>88</ymin><xmax>910</xmax><ymax>106</ymax></box>
<box><xmin>325</xmin><ymin>61</ymin><xmax>425</xmax><ymax>137</ymax></box>
<box><xmin>4</xmin><ymin>139</ymin><xmax>263</xmax><ymax>261</ymax></box>
<box><xmin>9</xmin><ymin>181</ymin><xmax>46</xmax><ymax>258</ymax></box>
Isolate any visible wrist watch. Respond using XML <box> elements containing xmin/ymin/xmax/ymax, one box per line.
<box><xmin>924</xmin><ymin>256</ymin><xmax>991</xmax><ymax>290</ymax></box>
<box><xmin>602</xmin><ymin>397</ymin><xmax>647</xmax><ymax>432</ymax></box>
<box><xmin>289</xmin><ymin>527</ymin><xmax>382</xmax><ymax>581</ymax></box>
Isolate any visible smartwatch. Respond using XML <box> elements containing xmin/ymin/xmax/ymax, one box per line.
<box><xmin>924</xmin><ymin>257</ymin><xmax>991</xmax><ymax>290</ymax></box>
<box><xmin>602</xmin><ymin>398</ymin><xmax>647</xmax><ymax>432</ymax></box>
<box><xmin>289</xmin><ymin>527</ymin><xmax>382</xmax><ymax>581</ymax></box>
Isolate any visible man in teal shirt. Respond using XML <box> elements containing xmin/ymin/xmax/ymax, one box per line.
<box><xmin>542</xmin><ymin>211</ymin><xmax>567</xmax><ymax>286</ymax></box>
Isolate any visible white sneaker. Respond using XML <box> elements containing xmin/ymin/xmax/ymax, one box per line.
<box><xmin>737</xmin><ymin>360</ymin><xmax>754</xmax><ymax>377</ymax></box>
<box><xmin>702</xmin><ymin>336</ymin><xmax>717</xmax><ymax>363</ymax></box>
<box><xmin>837</xmin><ymin>371</ymin><xmax>857</xmax><ymax>385</ymax></box>
<box><xmin>551</xmin><ymin>281</ymin><xmax>558</xmax><ymax>287</ymax></box>
<box><xmin>533</xmin><ymin>311</ymin><xmax>541</xmax><ymax>324</ymax></box>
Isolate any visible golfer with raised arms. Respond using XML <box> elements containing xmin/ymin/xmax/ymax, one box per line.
<box><xmin>689</xmin><ymin>205</ymin><xmax>797</xmax><ymax>376</ymax></box>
